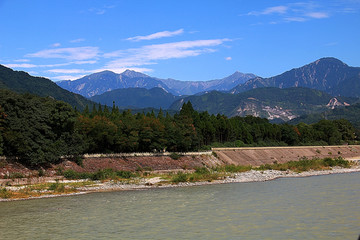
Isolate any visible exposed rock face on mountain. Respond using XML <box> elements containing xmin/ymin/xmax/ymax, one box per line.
<box><xmin>56</xmin><ymin>70</ymin><xmax>256</xmax><ymax>97</ymax></box>
<box><xmin>57</xmin><ymin>70</ymin><xmax>171</xmax><ymax>98</ymax></box>
<box><xmin>231</xmin><ymin>58</ymin><xmax>360</xmax><ymax>97</ymax></box>
<box><xmin>326</xmin><ymin>97</ymin><xmax>350</xmax><ymax>109</ymax></box>
<box><xmin>90</xmin><ymin>87</ymin><xmax>179</xmax><ymax>109</ymax></box>
<box><xmin>170</xmin><ymin>87</ymin><xmax>357</xmax><ymax>122</ymax></box>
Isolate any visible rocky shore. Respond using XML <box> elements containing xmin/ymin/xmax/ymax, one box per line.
<box><xmin>1</xmin><ymin>165</ymin><xmax>359</xmax><ymax>202</ymax></box>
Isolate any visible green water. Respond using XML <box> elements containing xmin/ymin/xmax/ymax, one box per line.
<box><xmin>0</xmin><ymin>173</ymin><xmax>359</xmax><ymax>240</ymax></box>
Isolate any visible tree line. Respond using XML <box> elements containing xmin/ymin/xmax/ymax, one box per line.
<box><xmin>0</xmin><ymin>90</ymin><xmax>357</xmax><ymax>166</ymax></box>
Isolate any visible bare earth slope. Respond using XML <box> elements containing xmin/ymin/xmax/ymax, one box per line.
<box><xmin>213</xmin><ymin>145</ymin><xmax>360</xmax><ymax>166</ymax></box>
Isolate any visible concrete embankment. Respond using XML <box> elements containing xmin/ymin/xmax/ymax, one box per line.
<box><xmin>212</xmin><ymin>145</ymin><xmax>360</xmax><ymax>166</ymax></box>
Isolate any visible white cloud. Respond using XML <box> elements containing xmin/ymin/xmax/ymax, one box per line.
<box><xmin>52</xmin><ymin>43</ymin><xmax>61</xmax><ymax>47</ymax></box>
<box><xmin>5</xmin><ymin>60</ymin><xmax>97</xmax><ymax>69</ymax></box>
<box><xmin>105</xmin><ymin>39</ymin><xmax>230</xmax><ymax>70</ymax></box>
<box><xmin>94</xmin><ymin>67</ymin><xmax>154</xmax><ymax>74</ymax></box>
<box><xmin>13</xmin><ymin>59</ymin><xmax>30</xmax><ymax>62</ymax></box>
<box><xmin>285</xmin><ymin>17</ymin><xmax>307</xmax><ymax>22</ymax></box>
<box><xmin>225</xmin><ymin>57</ymin><xmax>232</xmax><ymax>61</ymax></box>
<box><xmin>86</xmin><ymin>5</ymin><xmax>115</xmax><ymax>15</ymax></box>
<box><xmin>47</xmin><ymin>69</ymin><xmax>89</xmax><ymax>74</ymax></box>
<box><xmin>70</xmin><ymin>38</ymin><xmax>85</xmax><ymax>43</ymax></box>
<box><xmin>127</xmin><ymin>29</ymin><xmax>184</xmax><ymax>41</ymax></box>
<box><xmin>249</xmin><ymin>5</ymin><xmax>288</xmax><ymax>15</ymax></box>
<box><xmin>5</xmin><ymin>63</ymin><xmax>37</xmax><ymax>68</ymax></box>
<box><xmin>305</xmin><ymin>12</ymin><xmax>329</xmax><ymax>19</ymax></box>
<box><xmin>26</xmin><ymin>47</ymin><xmax>99</xmax><ymax>61</ymax></box>
<box><xmin>247</xmin><ymin>2</ymin><xmax>332</xmax><ymax>23</ymax></box>
<box><xmin>51</xmin><ymin>75</ymin><xmax>87</xmax><ymax>81</ymax></box>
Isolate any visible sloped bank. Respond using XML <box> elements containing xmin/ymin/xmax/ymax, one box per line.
<box><xmin>212</xmin><ymin>145</ymin><xmax>360</xmax><ymax>166</ymax></box>
<box><xmin>1</xmin><ymin>146</ymin><xmax>360</xmax><ymax>187</ymax></box>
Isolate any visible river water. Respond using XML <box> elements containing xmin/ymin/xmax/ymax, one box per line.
<box><xmin>0</xmin><ymin>173</ymin><xmax>359</xmax><ymax>240</ymax></box>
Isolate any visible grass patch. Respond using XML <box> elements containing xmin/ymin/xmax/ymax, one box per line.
<box><xmin>63</xmin><ymin>169</ymin><xmax>137</xmax><ymax>181</ymax></box>
<box><xmin>213</xmin><ymin>164</ymin><xmax>252</xmax><ymax>173</ymax></box>
<box><xmin>256</xmin><ymin>157</ymin><xmax>351</xmax><ymax>172</ymax></box>
<box><xmin>170</xmin><ymin>167</ymin><xmax>223</xmax><ymax>183</ymax></box>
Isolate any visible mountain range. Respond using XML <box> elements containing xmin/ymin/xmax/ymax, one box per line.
<box><xmin>1</xmin><ymin>57</ymin><xmax>359</xmax><ymax>124</ymax></box>
<box><xmin>231</xmin><ymin>57</ymin><xmax>360</xmax><ymax>97</ymax></box>
<box><xmin>169</xmin><ymin>87</ymin><xmax>358</xmax><ymax>122</ymax></box>
<box><xmin>57</xmin><ymin>70</ymin><xmax>256</xmax><ymax>97</ymax></box>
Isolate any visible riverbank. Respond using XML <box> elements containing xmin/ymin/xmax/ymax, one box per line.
<box><xmin>1</xmin><ymin>165</ymin><xmax>359</xmax><ymax>202</ymax></box>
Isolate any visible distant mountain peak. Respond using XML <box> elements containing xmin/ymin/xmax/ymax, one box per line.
<box><xmin>121</xmin><ymin>69</ymin><xmax>148</xmax><ymax>78</ymax></box>
<box><xmin>313</xmin><ymin>57</ymin><xmax>347</xmax><ymax>66</ymax></box>
<box><xmin>231</xmin><ymin>57</ymin><xmax>359</xmax><ymax>97</ymax></box>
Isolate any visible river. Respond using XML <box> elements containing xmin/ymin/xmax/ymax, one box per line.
<box><xmin>0</xmin><ymin>172</ymin><xmax>359</xmax><ymax>240</ymax></box>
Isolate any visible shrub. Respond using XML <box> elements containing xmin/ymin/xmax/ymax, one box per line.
<box><xmin>194</xmin><ymin>167</ymin><xmax>210</xmax><ymax>175</ymax></box>
<box><xmin>171</xmin><ymin>172</ymin><xmax>188</xmax><ymax>183</ymax></box>
<box><xmin>48</xmin><ymin>181</ymin><xmax>65</xmax><ymax>192</ymax></box>
<box><xmin>0</xmin><ymin>188</ymin><xmax>12</xmax><ymax>199</ymax></box>
<box><xmin>116</xmin><ymin>170</ymin><xmax>135</xmax><ymax>179</ymax></box>
<box><xmin>170</xmin><ymin>153</ymin><xmax>181</xmax><ymax>160</ymax></box>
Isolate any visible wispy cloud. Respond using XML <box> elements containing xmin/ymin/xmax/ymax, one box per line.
<box><xmin>13</xmin><ymin>59</ymin><xmax>30</xmax><ymax>62</ymax></box>
<box><xmin>9</xmin><ymin>38</ymin><xmax>230</xmax><ymax>80</ymax></box>
<box><xmin>70</xmin><ymin>38</ymin><xmax>85</xmax><ymax>43</ymax></box>
<box><xmin>127</xmin><ymin>29</ymin><xmax>184</xmax><ymax>42</ymax></box>
<box><xmin>52</xmin><ymin>43</ymin><xmax>61</xmax><ymax>47</ymax></box>
<box><xmin>5</xmin><ymin>60</ymin><xmax>97</xmax><ymax>69</ymax></box>
<box><xmin>93</xmin><ymin>67</ymin><xmax>154</xmax><ymax>74</ymax></box>
<box><xmin>248</xmin><ymin>5</ymin><xmax>288</xmax><ymax>16</ymax></box>
<box><xmin>26</xmin><ymin>47</ymin><xmax>99</xmax><ymax>61</ymax></box>
<box><xmin>47</xmin><ymin>69</ymin><xmax>89</xmax><ymax>74</ymax></box>
<box><xmin>5</xmin><ymin>63</ymin><xmax>38</xmax><ymax>68</ymax></box>
<box><xmin>305</xmin><ymin>12</ymin><xmax>329</xmax><ymax>18</ymax></box>
<box><xmin>225</xmin><ymin>57</ymin><xmax>232</xmax><ymax>61</ymax></box>
<box><xmin>86</xmin><ymin>5</ymin><xmax>115</xmax><ymax>15</ymax></box>
<box><xmin>105</xmin><ymin>39</ymin><xmax>230</xmax><ymax>70</ymax></box>
<box><xmin>52</xmin><ymin>75</ymin><xmax>88</xmax><ymax>81</ymax></box>
<box><xmin>246</xmin><ymin>2</ymin><xmax>330</xmax><ymax>23</ymax></box>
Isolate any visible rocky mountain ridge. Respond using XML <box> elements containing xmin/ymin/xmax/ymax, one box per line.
<box><xmin>56</xmin><ymin>70</ymin><xmax>257</xmax><ymax>97</ymax></box>
<box><xmin>231</xmin><ymin>57</ymin><xmax>360</xmax><ymax>98</ymax></box>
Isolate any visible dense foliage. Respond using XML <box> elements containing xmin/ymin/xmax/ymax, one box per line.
<box><xmin>0</xmin><ymin>91</ymin><xmax>357</xmax><ymax>166</ymax></box>
<box><xmin>0</xmin><ymin>90</ymin><xmax>86</xmax><ymax>166</ymax></box>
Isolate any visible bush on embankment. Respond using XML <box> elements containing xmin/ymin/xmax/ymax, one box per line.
<box><xmin>257</xmin><ymin>156</ymin><xmax>350</xmax><ymax>172</ymax></box>
<box><xmin>63</xmin><ymin>169</ymin><xmax>136</xmax><ymax>180</ymax></box>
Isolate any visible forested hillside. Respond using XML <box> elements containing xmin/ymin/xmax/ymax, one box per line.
<box><xmin>170</xmin><ymin>87</ymin><xmax>357</xmax><ymax>121</ymax></box>
<box><xmin>0</xmin><ymin>65</ymin><xmax>94</xmax><ymax>111</ymax></box>
<box><xmin>0</xmin><ymin>91</ymin><xmax>357</xmax><ymax>166</ymax></box>
<box><xmin>90</xmin><ymin>87</ymin><xmax>180</xmax><ymax>109</ymax></box>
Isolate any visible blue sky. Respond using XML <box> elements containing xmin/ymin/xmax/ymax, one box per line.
<box><xmin>0</xmin><ymin>0</ymin><xmax>359</xmax><ymax>81</ymax></box>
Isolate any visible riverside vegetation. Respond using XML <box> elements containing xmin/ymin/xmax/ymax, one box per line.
<box><xmin>0</xmin><ymin>156</ymin><xmax>354</xmax><ymax>200</ymax></box>
<box><xmin>0</xmin><ymin>89</ymin><xmax>358</xmax><ymax>167</ymax></box>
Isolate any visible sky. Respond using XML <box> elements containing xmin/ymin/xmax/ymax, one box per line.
<box><xmin>0</xmin><ymin>0</ymin><xmax>359</xmax><ymax>82</ymax></box>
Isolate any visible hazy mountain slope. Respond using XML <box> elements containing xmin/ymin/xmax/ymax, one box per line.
<box><xmin>170</xmin><ymin>87</ymin><xmax>357</xmax><ymax>121</ymax></box>
<box><xmin>57</xmin><ymin>69</ymin><xmax>257</xmax><ymax>97</ymax></box>
<box><xmin>57</xmin><ymin>70</ymin><xmax>171</xmax><ymax>98</ymax></box>
<box><xmin>90</xmin><ymin>87</ymin><xmax>180</xmax><ymax>109</ymax></box>
<box><xmin>160</xmin><ymin>71</ymin><xmax>256</xmax><ymax>95</ymax></box>
<box><xmin>231</xmin><ymin>58</ymin><xmax>360</xmax><ymax>97</ymax></box>
<box><xmin>0</xmin><ymin>64</ymin><xmax>94</xmax><ymax>110</ymax></box>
